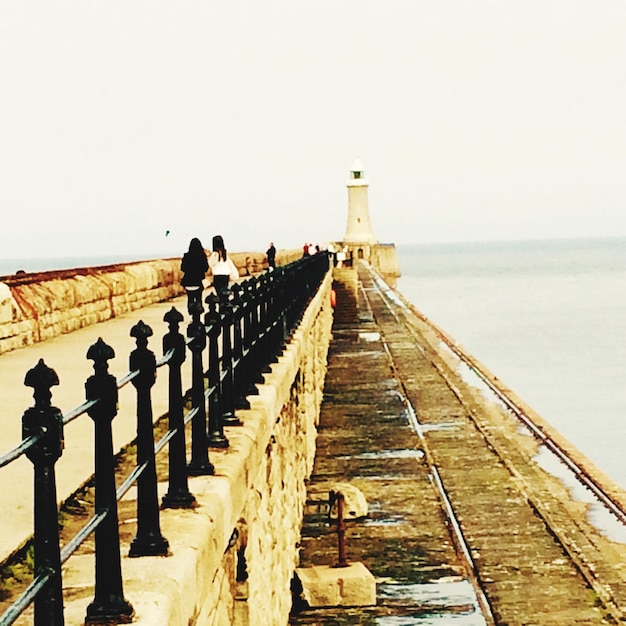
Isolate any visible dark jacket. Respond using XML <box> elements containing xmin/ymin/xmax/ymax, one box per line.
<box><xmin>181</xmin><ymin>250</ymin><xmax>208</xmax><ymax>287</ymax></box>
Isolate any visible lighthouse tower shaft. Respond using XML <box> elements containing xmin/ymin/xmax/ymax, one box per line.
<box><xmin>343</xmin><ymin>159</ymin><xmax>377</xmax><ymax>245</ymax></box>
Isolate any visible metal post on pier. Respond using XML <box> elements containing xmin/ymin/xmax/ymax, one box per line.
<box><xmin>22</xmin><ymin>360</ymin><xmax>65</xmax><ymax>626</ymax></box>
<box><xmin>246</xmin><ymin>278</ymin><xmax>265</xmax><ymax>388</ymax></box>
<box><xmin>84</xmin><ymin>339</ymin><xmax>134</xmax><ymax>624</ymax></box>
<box><xmin>187</xmin><ymin>300</ymin><xmax>215</xmax><ymax>475</ymax></box>
<box><xmin>329</xmin><ymin>490</ymin><xmax>349</xmax><ymax>569</ymax></box>
<box><xmin>205</xmin><ymin>294</ymin><xmax>229</xmax><ymax>448</ymax></box>
<box><xmin>128</xmin><ymin>321</ymin><xmax>169</xmax><ymax>557</ymax></box>
<box><xmin>161</xmin><ymin>307</ymin><xmax>196</xmax><ymax>509</ymax></box>
<box><xmin>230</xmin><ymin>284</ymin><xmax>250</xmax><ymax>410</ymax></box>
<box><xmin>241</xmin><ymin>281</ymin><xmax>259</xmax><ymax>398</ymax></box>
<box><xmin>219</xmin><ymin>289</ymin><xmax>241</xmax><ymax>427</ymax></box>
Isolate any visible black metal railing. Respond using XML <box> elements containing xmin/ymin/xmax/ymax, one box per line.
<box><xmin>0</xmin><ymin>252</ymin><xmax>330</xmax><ymax>626</ymax></box>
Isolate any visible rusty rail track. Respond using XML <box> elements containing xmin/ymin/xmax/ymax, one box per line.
<box><xmin>369</xmin><ymin>269</ymin><xmax>626</xmax><ymax>528</ymax></box>
<box><xmin>362</xmin><ymin>263</ymin><xmax>626</xmax><ymax>624</ymax></box>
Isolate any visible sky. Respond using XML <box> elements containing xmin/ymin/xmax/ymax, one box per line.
<box><xmin>2</xmin><ymin>1</ymin><xmax>626</xmax><ymax>260</ymax></box>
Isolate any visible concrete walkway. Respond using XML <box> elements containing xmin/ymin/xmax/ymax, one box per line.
<box><xmin>0</xmin><ymin>293</ymin><xmax>191</xmax><ymax>563</ymax></box>
<box><xmin>291</xmin><ymin>264</ymin><xmax>623</xmax><ymax>625</ymax></box>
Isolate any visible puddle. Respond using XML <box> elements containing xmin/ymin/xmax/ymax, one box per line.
<box><xmin>375</xmin><ymin>613</ymin><xmax>485</xmax><ymax>625</ymax></box>
<box><xmin>336</xmin><ymin>351</ymin><xmax>381</xmax><ymax>359</ymax></box>
<box><xmin>362</xmin><ymin>511</ymin><xmax>406</xmax><ymax>527</ymax></box>
<box><xmin>420</xmin><ymin>422</ymin><xmax>459</xmax><ymax>433</ymax></box>
<box><xmin>338</xmin><ymin>449</ymin><xmax>425</xmax><ymax>461</ymax></box>
<box><xmin>534</xmin><ymin>446</ymin><xmax>626</xmax><ymax>543</ymax></box>
<box><xmin>360</xmin><ymin>331</ymin><xmax>381</xmax><ymax>342</ymax></box>
<box><xmin>376</xmin><ymin>579</ymin><xmax>487</xmax><ymax>625</ymax></box>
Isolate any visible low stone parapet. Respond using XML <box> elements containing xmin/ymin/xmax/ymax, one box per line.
<box><xmin>0</xmin><ymin>249</ymin><xmax>303</xmax><ymax>356</ymax></box>
<box><xmin>0</xmin><ymin>259</ymin><xmax>185</xmax><ymax>355</ymax></box>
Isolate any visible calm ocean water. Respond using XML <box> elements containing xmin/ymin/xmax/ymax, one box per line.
<box><xmin>396</xmin><ymin>238</ymin><xmax>626</xmax><ymax>489</ymax></box>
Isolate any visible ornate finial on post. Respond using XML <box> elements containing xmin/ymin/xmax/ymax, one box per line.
<box><xmin>164</xmin><ymin>306</ymin><xmax>184</xmax><ymax>332</ymax></box>
<box><xmin>128</xmin><ymin>321</ymin><xmax>169</xmax><ymax>557</ymax></box>
<box><xmin>130</xmin><ymin>319</ymin><xmax>153</xmax><ymax>348</ymax></box>
<box><xmin>22</xmin><ymin>359</ymin><xmax>64</xmax><ymax>625</ymax></box>
<box><xmin>162</xmin><ymin>307</ymin><xmax>196</xmax><ymax>509</ymax></box>
<box><xmin>24</xmin><ymin>358</ymin><xmax>60</xmax><ymax>409</ymax></box>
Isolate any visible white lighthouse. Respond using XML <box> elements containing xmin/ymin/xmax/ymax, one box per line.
<box><xmin>343</xmin><ymin>158</ymin><xmax>377</xmax><ymax>245</ymax></box>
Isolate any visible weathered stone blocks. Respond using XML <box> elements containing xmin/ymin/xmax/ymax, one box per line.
<box><xmin>0</xmin><ymin>260</ymin><xmax>185</xmax><ymax>355</ymax></box>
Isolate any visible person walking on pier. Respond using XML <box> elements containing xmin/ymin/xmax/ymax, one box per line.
<box><xmin>266</xmin><ymin>242</ymin><xmax>276</xmax><ymax>270</ymax></box>
<box><xmin>181</xmin><ymin>237</ymin><xmax>209</xmax><ymax>312</ymax></box>
<box><xmin>209</xmin><ymin>234</ymin><xmax>239</xmax><ymax>297</ymax></box>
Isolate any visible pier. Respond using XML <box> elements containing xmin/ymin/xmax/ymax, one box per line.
<box><xmin>292</xmin><ymin>263</ymin><xmax>626</xmax><ymax>624</ymax></box>
<box><xmin>0</xmin><ymin>255</ymin><xmax>625</xmax><ymax>624</ymax></box>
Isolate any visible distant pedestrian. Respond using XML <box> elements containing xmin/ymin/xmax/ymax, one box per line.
<box><xmin>302</xmin><ymin>243</ymin><xmax>310</xmax><ymax>257</ymax></box>
<box><xmin>209</xmin><ymin>235</ymin><xmax>239</xmax><ymax>297</ymax></box>
<box><xmin>266</xmin><ymin>242</ymin><xmax>276</xmax><ymax>270</ymax></box>
<box><xmin>181</xmin><ymin>237</ymin><xmax>209</xmax><ymax>312</ymax></box>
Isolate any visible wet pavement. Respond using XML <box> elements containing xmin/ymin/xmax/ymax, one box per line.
<box><xmin>290</xmin><ymin>264</ymin><xmax>622</xmax><ymax>625</ymax></box>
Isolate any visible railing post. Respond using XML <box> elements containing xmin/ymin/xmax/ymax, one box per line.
<box><xmin>246</xmin><ymin>278</ymin><xmax>265</xmax><ymax>387</ymax></box>
<box><xmin>84</xmin><ymin>339</ymin><xmax>134</xmax><ymax>624</ymax></box>
<box><xmin>230</xmin><ymin>284</ymin><xmax>250</xmax><ymax>410</ymax></box>
<box><xmin>258</xmin><ymin>272</ymin><xmax>273</xmax><ymax>373</ymax></box>
<box><xmin>219</xmin><ymin>289</ymin><xmax>241</xmax><ymax>427</ymax></box>
<box><xmin>205</xmin><ymin>294</ymin><xmax>229</xmax><ymax>448</ymax></box>
<box><xmin>161</xmin><ymin>307</ymin><xmax>196</xmax><ymax>509</ymax></box>
<box><xmin>265</xmin><ymin>269</ymin><xmax>282</xmax><ymax>364</ymax></box>
<box><xmin>274</xmin><ymin>267</ymin><xmax>290</xmax><ymax>354</ymax></box>
<box><xmin>240</xmin><ymin>281</ymin><xmax>259</xmax><ymax>398</ymax></box>
<box><xmin>128</xmin><ymin>321</ymin><xmax>169</xmax><ymax>557</ymax></box>
<box><xmin>284</xmin><ymin>264</ymin><xmax>298</xmax><ymax>337</ymax></box>
<box><xmin>22</xmin><ymin>360</ymin><xmax>65</xmax><ymax>626</ymax></box>
<box><xmin>187</xmin><ymin>300</ymin><xmax>215</xmax><ymax>474</ymax></box>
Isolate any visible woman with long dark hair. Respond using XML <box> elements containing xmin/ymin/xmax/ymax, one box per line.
<box><xmin>181</xmin><ymin>237</ymin><xmax>208</xmax><ymax>312</ymax></box>
<box><xmin>208</xmin><ymin>234</ymin><xmax>239</xmax><ymax>296</ymax></box>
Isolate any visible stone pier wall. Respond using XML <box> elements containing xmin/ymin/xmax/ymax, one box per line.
<box><xmin>0</xmin><ymin>259</ymin><xmax>184</xmax><ymax>355</ymax></box>
<box><xmin>0</xmin><ymin>250</ymin><xmax>301</xmax><ymax>356</ymax></box>
<box><xmin>63</xmin><ymin>269</ymin><xmax>334</xmax><ymax>626</ymax></box>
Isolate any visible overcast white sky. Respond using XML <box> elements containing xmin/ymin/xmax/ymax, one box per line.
<box><xmin>1</xmin><ymin>1</ymin><xmax>626</xmax><ymax>260</ymax></box>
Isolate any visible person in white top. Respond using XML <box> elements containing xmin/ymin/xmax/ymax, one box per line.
<box><xmin>208</xmin><ymin>235</ymin><xmax>239</xmax><ymax>297</ymax></box>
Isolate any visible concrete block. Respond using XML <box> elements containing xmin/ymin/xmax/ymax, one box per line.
<box><xmin>295</xmin><ymin>562</ymin><xmax>376</xmax><ymax>608</ymax></box>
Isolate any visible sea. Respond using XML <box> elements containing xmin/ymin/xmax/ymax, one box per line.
<box><xmin>395</xmin><ymin>237</ymin><xmax>626</xmax><ymax>491</ymax></box>
<box><xmin>1</xmin><ymin>238</ymin><xmax>625</xmax><ymax>490</ymax></box>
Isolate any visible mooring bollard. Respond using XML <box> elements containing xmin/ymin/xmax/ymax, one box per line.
<box><xmin>23</xmin><ymin>359</ymin><xmax>65</xmax><ymax>626</ymax></box>
<box><xmin>84</xmin><ymin>339</ymin><xmax>134</xmax><ymax>624</ymax></box>
<box><xmin>128</xmin><ymin>320</ymin><xmax>169</xmax><ymax>557</ymax></box>
<box><xmin>161</xmin><ymin>307</ymin><xmax>196</xmax><ymax>509</ymax></box>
